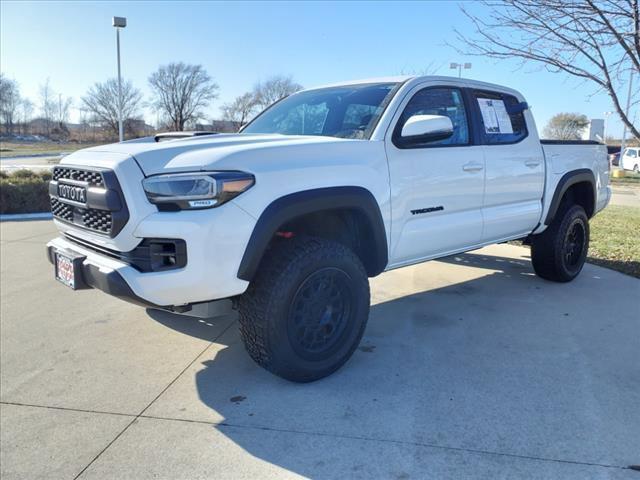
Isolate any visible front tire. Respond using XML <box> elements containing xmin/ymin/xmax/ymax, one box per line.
<box><xmin>531</xmin><ymin>204</ymin><xmax>589</xmax><ymax>282</ymax></box>
<box><xmin>238</xmin><ymin>236</ymin><xmax>370</xmax><ymax>383</ymax></box>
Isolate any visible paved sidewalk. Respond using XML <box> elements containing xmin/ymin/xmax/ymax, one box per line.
<box><xmin>611</xmin><ymin>184</ymin><xmax>640</xmax><ymax>208</ymax></box>
<box><xmin>1</xmin><ymin>221</ymin><xmax>639</xmax><ymax>479</ymax></box>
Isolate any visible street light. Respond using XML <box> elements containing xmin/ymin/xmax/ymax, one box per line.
<box><xmin>603</xmin><ymin>111</ymin><xmax>613</xmax><ymax>144</ymax></box>
<box><xmin>620</xmin><ymin>69</ymin><xmax>635</xmax><ymax>158</ymax></box>
<box><xmin>112</xmin><ymin>16</ymin><xmax>126</xmax><ymax>142</ymax></box>
<box><xmin>450</xmin><ymin>62</ymin><xmax>472</xmax><ymax>78</ymax></box>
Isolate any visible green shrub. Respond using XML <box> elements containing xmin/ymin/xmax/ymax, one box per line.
<box><xmin>11</xmin><ymin>169</ymin><xmax>38</xmax><ymax>178</ymax></box>
<box><xmin>0</xmin><ymin>173</ymin><xmax>51</xmax><ymax>214</ymax></box>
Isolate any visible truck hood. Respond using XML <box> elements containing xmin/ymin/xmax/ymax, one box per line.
<box><xmin>61</xmin><ymin>133</ymin><xmax>363</xmax><ymax>176</ymax></box>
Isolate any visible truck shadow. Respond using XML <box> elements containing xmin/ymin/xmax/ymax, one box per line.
<box><xmin>144</xmin><ymin>250</ymin><xmax>623</xmax><ymax>477</ymax></box>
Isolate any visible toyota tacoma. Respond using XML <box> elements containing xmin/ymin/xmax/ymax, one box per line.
<box><xmin>46</xmin><ymin>76</ymin><xmax>611</xmax><ymax>382</ymax></box>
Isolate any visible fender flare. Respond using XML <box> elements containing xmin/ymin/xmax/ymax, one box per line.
<box><xmin>544</xmin><ymin>168</ymin><xmax>596</xmax><ymax>225</ymax></box>
<box><xmin>237</xmin><ymin>186</ymin><xmax>388</xmax><ymax>281</ymax></box>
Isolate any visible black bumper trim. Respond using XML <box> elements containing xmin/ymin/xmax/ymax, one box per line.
<box><xmin>64</xmin><ymin>234</ymin><xmax>187</xmax><ymax>273</ymax></box>
<box><xmin>47</xmin><ymin>245</ymin><xmax>164</xmax><ymax>309</ymax></box>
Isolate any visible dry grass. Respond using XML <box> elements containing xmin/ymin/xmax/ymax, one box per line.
<box><xmin>588</xmin><ymin>205</ymin><xmax>640</xmax><ymax>278</ymax></box>
<box><xmin>0</xmin><ymin>141</ymin><xmax>100</xmax><ymax>157</ymax></box>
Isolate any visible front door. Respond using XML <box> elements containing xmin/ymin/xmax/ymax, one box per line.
<box><xmin>385</xmin><ymin>84</ymin><xmax>485</xmax><ymax>267</ymax></box>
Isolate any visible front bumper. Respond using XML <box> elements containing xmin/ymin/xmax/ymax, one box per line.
<box><xmin>46</xmin><ymin>200</ymin><xmax>257</xmax><ymax>307</ymax></box>
<box><xmin>46</xmin><ymin>244</ymin><xmax>159</xmax><ymax>308</ymax></box>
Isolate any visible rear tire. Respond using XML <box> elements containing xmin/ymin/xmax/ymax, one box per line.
<box><xmin>238</xmin><ymin>236</ymin><xmax>370</xmax><ymax>383</ymax></box>
<box><xmin>531</xmin><ymin>204</ymin><xmax>589</xmax><ymax>282</ymax></box>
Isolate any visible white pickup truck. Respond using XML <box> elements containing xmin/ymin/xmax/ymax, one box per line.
<box><xmin>47</xmin><ymin>76</ymin><xmax>610</xmax><ymax>382</ymax></box>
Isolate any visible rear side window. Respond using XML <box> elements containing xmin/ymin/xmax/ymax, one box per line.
<box><xmin>473</xmin><ymin>90</ymin><xmax>528</xmax><ymax>144</ymax></box>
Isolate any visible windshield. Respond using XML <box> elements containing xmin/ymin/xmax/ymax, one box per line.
<box><xmin>242</xmin><ymin>82</ymin><xmax>399</xmax><ymax>139</ymax></box>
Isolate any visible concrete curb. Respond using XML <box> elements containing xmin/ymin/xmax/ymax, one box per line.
<box><xmin>0</xmin><ymin>212</ymin><xmax>53</xmax><ymax>222</ymax></box>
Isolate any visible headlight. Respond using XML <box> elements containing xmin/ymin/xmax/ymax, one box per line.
<box><xmin>142</xmin><ymin>171</ymin><xmax>255</xmax><ymax>210</ymax></box>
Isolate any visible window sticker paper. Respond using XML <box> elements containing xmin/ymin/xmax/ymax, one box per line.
<box><xmin>477</xmin><ymin>98</ymin><xmax>514</xmax><ymax>134</ymax></box>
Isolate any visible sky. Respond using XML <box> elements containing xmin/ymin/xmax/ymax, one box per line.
<box><xmin>0</xmin><ymin>0</ymin><xmax>631</xmax><ymax>136</ymax></box>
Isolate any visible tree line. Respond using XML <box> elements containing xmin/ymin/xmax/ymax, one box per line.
<box><xmin>0</xmin><ymin>64</ymin><xmax>302</xmax><ymax>141</ymax></box>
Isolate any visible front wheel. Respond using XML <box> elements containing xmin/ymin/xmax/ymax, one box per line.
<box><xmin>530</xmin><ymin>204</ymin><xmax>590</xmax><ymax>282</ymax></box>
<box><xmin>238</xmin><ymin>236</ymin><xmax>370</xmax><ymax>383</ymax></box>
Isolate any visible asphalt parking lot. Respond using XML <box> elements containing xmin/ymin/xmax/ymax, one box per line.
<box><xmin>1</xmin><ymin>220</ymin><xmax>639</xmax><ymax>479</ymax></box>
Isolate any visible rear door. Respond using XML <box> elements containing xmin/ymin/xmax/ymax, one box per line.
<box><xmin>385</xmin><ymin>83</ymin><xmax>485</xmax><ymax>266</ymax></box>
<box><xmin>470</xmin><ymin>89</ymin><xmax>545</xmax><ymax>241</ymax></box>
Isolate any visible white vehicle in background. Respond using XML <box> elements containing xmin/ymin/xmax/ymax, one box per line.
<box><xmin>620</xmin><ymin>147</ymin><xmax>639</xmax><ymax>172</ymax></box>
<box><xmin>45</xmin><ymin>76</ymin><xmax>611</xmax><ymax>382</ymax></box>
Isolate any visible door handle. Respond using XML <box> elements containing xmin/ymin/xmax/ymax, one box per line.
<box><xmin>525</xmin><ymin>159</ymin><xmax>541</xmax><ymax>168</ymax></box>
<box><xmin>463</xmin><ymin>162</ymin><xmax>484</xmax><ymax>172</ymax></box>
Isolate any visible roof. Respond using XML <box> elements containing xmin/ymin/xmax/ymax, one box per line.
<box><xmin>298</xmin><ymin>75</ymin><xmax>524</xmax><ymax>100</ymax></box>
<box><xmin>306</xmin><ymin>76</ymin><xmax>414</xmax><ymax>90</ymax></box>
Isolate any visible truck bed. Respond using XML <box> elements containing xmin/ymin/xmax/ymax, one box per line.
<box><xmin>536</xmin><ymin>140</ymin><xmax>610</xmax><ymax>233</ymax></box>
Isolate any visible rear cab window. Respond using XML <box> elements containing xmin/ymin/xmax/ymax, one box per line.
<box><xmin>472</xmin><ymin>90</ymin><xmax>528</xmax><ymax>144</ymax></box>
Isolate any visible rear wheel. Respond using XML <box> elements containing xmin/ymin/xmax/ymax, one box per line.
<box><xmin>531</xmin><ymin>204</ymin><xmax>589</xmax><ymax>282</ymax></box>
<box><xmin>238</xmin><ymin>236</ymin><xmax>370</xmax><ymax>382</ymax></box>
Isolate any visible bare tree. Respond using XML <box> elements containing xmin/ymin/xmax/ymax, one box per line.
<box><xmin>82</xmin><ymin>79</ymin><xmax>143</xmax><ymax>138</ymax></box>
<box><xmin>19</xmin><ymin>98</ymin><xmax>34</xmax><ymax>135</ymax></box>
<box><xmin>56</xmin><ymin>94</ymin><xmax>73</xmax><ymax>129</ymax></box>
<box><xmin>221</xmin><ymin>92</ymin><xmax>259</xmax><ymax>130</ymax></box>
<box><xmin>454</xmin><ymin>0</ymin><xmax>639</xmax><ymax>139</ymax></box>
<box><xmin>253</xmin><ymin>75</ymin><xmax>303</xmax><ymax>110</ymax></box>
<box><xmin>0</xmin><ymin>74</ymin><xmax>21</xmax><ymax>134</ymax></box>
<box><xmin>543</xmin><ymin>112</ymin><xmax>590</xmax><ymax>139</ymax></box>
<box><xmin>39</xmin><ymin>78</ymin><xmax>56</xmax><ymax>137</ymax></box>
<box><xmin>148</xmin><ymin>62</ymin><xmax>219</xmax><ymax>131</ymax></box>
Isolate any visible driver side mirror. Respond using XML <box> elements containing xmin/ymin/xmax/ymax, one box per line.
<box><xmin>399</xmin><ymin>115</ymin><xmax>454</xmax><ymax>147</ymax></box>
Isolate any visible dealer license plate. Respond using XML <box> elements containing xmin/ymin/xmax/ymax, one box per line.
<box><xmin>55</xmin><ymin>252</ymin><xmax>76</xmax><ymax>289</ymax></box>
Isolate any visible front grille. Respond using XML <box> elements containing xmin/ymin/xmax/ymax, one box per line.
<box><xmin>50</xmin><ymin>198</ymin><xmax>113</xmax><ymax>234</ymax></box>
<box><xmin>53</xmin><ymin>167</ymin><xmax>104</xmax><ymax>187</ymax></box>
<box><xmin>50</xmin><ymin>198</ymin><xmax>73</xmax><ymax>222</ymax></box>
<box><xmin>49</xmin><ymin>166</ymin><xmax>128</xmax><ymax>237</ymax></box>
<box><xmin>80</xmin><ymin>208</ymin><xmax>113</xmax><ymax>233</ymax></box>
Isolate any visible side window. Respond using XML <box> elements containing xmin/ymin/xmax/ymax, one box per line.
<box><xmin>395</xmin><ymin>87</ymin><xmax>469</xmax><ymax>147</ymax></box>
<box><xmin>473</xmin><ymin>90</ymin><xmax>528</xmax><ymax>144</ymax></box>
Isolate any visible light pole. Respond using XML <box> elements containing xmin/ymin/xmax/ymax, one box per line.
<box><xmin>620</xmin><ymin>68</ymin><xmax>634</xmax><ymax>158</ymax></box>
<box><xmin>112</xmin><ymin>16</ymin><xmax>126</xmax><ymax>142</ymax></box>
<box><xmin>603</xmin><ymin>111</ymin><xmax>613</xmax><ymax>144</ymax></box>
<box><xmin>450</xmin><ymin>62</ymin><xmax>472</xmax><ymax>78</ymax></box>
